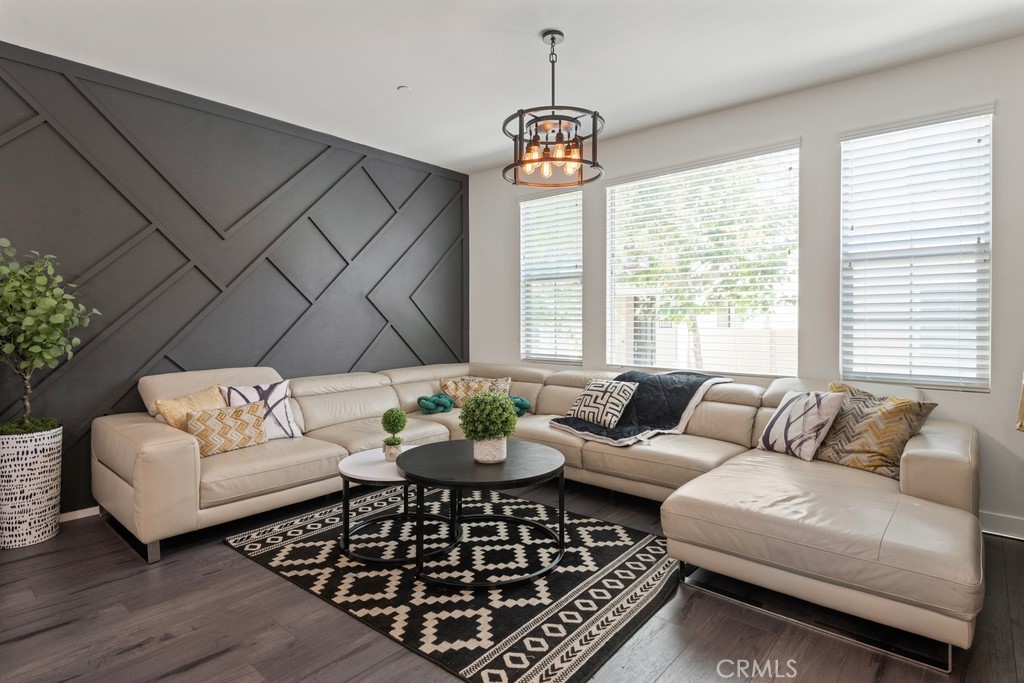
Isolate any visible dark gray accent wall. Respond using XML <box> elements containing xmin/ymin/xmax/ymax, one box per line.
<box><xmin>0</xmin><ymin>42</ymin><xmax>469</xmax><ymax>512</ymax></box>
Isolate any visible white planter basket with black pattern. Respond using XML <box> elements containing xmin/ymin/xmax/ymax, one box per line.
<box><xmin>0</xmin><ymin>425</ymin><xmax>62</xmax><ymax>548</ymax></box>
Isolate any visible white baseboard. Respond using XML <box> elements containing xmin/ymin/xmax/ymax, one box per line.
<box><xmin>59</xmin><ymin>506</ymin><xmax>100</xmax><ymax>523</ymax></box>
<box><xmin>980</xmin><ymin>511</ymin><xmax>1024</xmax><ymax>541</ymax></box>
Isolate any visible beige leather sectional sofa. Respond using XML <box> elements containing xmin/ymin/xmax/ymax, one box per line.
<box><xmin>91</xmin><ymin>362</ymin><xmax>982</xmax><ymax>652</ymax></box>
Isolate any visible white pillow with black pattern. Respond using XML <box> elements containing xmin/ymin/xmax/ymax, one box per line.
<box><xmin>220</xmin><ymin>380</ymin><xmax>301</xmax><ymax>440</ymax></box>
<box><xmin>565</xmin><ymin>379</ymin><xmax>639</xmax><ymax>429</ymax></box>
<box><xmin>757</xmin><ymin>390</ymin><xmax>845</xmax><ymax>461</ymax></box>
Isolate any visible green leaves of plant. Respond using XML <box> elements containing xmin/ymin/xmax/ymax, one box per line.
<box><xmin>0</xmin><ymin>240</ymin><xmax>100</xmax><ymax>421</ymax></box>
<box><xmin>458</xmin><ymin>392</ymin><xmax>518</xmax><ymax>441</ymax></box>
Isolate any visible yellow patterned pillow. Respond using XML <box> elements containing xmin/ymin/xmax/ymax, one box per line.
<box><xmin>440</xmin><ymin>376</ymin><xmax>512</xmax><ymax>408</ymax></box>
<box><xmin>155</xmin><ymin>385</ymin><xmax>227</xmax><ymax>431</ymax></box>
<box><xmin>814</xmin><ymin>383</ymin><xmax>936</xmax><ymax>479</ymax></box>
<box><xmin>186</xmin><ymin>402</ymin><xmax>267</xmax><ymax>457</ymax></box>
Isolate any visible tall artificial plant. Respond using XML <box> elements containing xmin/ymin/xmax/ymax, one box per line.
<box><xmin>0</xmin><ymin>239</ymin><xmax>98</xmax><ymax>432</ymax></box>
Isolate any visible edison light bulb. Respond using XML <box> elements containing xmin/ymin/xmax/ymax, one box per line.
<box><xmin>552</xmin><ymin>131</ymin><xmax>566</xmax><ymax>166</ymax></box>
<box><xmin>523</xmin><ymin>134</ymin><xmax>541</xmax><ymax>174</ymax></box>
<box><xmin>564</xmin><ymin>142</ymin><xmax>581</xmax><ymax>175</ymax></box>
<box><xmin>540</xmin><ymin>148</ymin><xmax>553</xmax><ymax>179</ymax></box>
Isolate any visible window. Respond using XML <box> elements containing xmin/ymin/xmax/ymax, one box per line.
<box><xmin>607</xmin><ymin>147</ymin><xmax>799</xmax><ymax>374</ymax></box>
<box><xmin>520</xmin><ymin>191</ymin><xmax>583</xmax><ymax>363</ymax></box>
<box><xmin>840</xmin><ymin>114</ymin><xmax>992</xmax><ymax>390</ymax></box>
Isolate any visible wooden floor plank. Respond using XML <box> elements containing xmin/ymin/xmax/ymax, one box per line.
<box><xmin>653</xmin><ymin>611</ymin><xmax>779</xmax><ymax>682</ymax></box>
<box><xmin>590</xmin><ymin>615</ymin><xmax>695</xmax><ymax>683</ymax></box>
<box><xmin>962</xmin><ymin>536</ymin><xmax>1017</xmax><ymax>683</ymax></box>
<box><xmin>1003</xmin><ymin>534</ymin><xmax>1024</xmax><ymax>683</ymax></box>
<box><xmin>253</xmin><ymin>606</ymin><xmax>407</xmax><ymax>682</ymax></box>
<box><xmin>1</xmin><ymin>482</ymin><xmax>1020</xmax><ymax>682</ymax></box>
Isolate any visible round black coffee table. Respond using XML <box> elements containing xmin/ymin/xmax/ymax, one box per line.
<box><xmin>396</xmin><ymin>440</ymin><xmax>565</xmax><ymax>588</ymax></box>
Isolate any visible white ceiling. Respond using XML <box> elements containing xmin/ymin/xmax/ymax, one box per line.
<box><xmin>2</xmin><ymin>1</ymin><xmax>1024</xmax><ymax>174</ymax></box>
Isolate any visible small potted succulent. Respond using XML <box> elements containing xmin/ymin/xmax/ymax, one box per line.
<box><xmin>381</xmin><ymin>407</ymin><xmax>407</xmax><ymax>462</ymax></box>
<box><xmin>459</xmin><ymin>391</ymin><xmax>517</xmax><ymax>463</ymax></box>
<box><xmin>0</xmin><ymin>239</ymin><xmax>98</xmax><ymax>548</ymax></box>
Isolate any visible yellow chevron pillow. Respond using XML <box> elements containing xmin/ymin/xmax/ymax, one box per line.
<box><xmin>814</xmin><ymin>383</ymin><xmax>936</xmax><ymax>479</ymax></box>
<box><xmin>187</xmin><ymin>401</ymin><xmax>267</xmax><ymax>457</ymax></box>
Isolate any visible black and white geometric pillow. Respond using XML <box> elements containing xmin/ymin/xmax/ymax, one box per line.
<box><xmin>220</xmin><ymin>380</ymin><xmax>301</xmax><ymax>440</ymax></box>
<box><xmin>565</xmin><ymin>379</ymin><xmax>639</xmax><ymax>428</ymax></box>
<box><xmin>758</xmin><ymin>390</ymin><xmax>845</xmax><ymax>461</ymax></box>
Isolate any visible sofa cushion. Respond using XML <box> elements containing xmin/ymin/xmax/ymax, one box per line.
<box><xmin>440</xmin><ymin>376</ymin><xmax>512</xmax><ymax>407</ymax></box>
<box><xmin>470</xmin><ymin>363</ymin><xmax>554</xmax><ymax>413</ymax></box>
<box><xmin>305</xmin><ymin>416</ymin><xmax>449</xmax><ymax>453</ymax></box>
<box><xmin>815</xmin><ymin>383</ymin><xmax>936</xmax><ymax>480</ymax></box>
<box><xmin>417</xmin><ymin>409</ymin><xmax>465</xmax><ymax>440</ymax></box>
<box><xmin>536</xmin><ymin>370</ymin><xmax>618</xmax><ymax>416</ymax></box>
<box><xmin>378</xmin><ymin>364</ymin><xmax>470</xmax><ymax>412</ymax></box>
<box><xmin>294</xmin><ymin>385</ymin><xmax>400</xmax><ymax>432</ymax></box>
<box><xmin>661</xmin><ymin>451</ymin><xmax>983</xmax><ymax>618</ymax></box>
<box><xmin>199</xmin><ymin>436</ymin><xmax>345</xmax><ymax>508</ymax></box>
<box><xmin>582</xmin><ymin>434</ymin><xmax>747</xmax><ymax>489</ymax></box>
<box><xmin>140</xmin><ymin>367</ymin><xmax>282</xmax><ymax>416</ymax></box>
<box><xmin>154</xmin><ymin>384</ymin><xmax>227</xmax><ymax>430</ymax></box>
<box><xmin>762</xmin><ymin>377</ymin><xmax>923</xmax><ymax>408</ymax></box>
<box><xmin>564</xmin><ymin>379</ymin><xmax>639</xmax><ymax>428</ymax></box>
<box><xmin>221</xmin><ymin>380</ymin><xmax>301</xmax><ymax>440</ymax></box>
<box><xmin>757</xmin><ymin>390</ymin><xmax>845</xmax><ymax>461</ymax></box>
<box><xmin>512</xmin><ymin>414</ymin><xmax>586</xmax><ymax>468</ymax></box>
<box><xmin>187</xmin><ymin>402</ymin><xmax>267</xmax><ymax>457</ymax></box>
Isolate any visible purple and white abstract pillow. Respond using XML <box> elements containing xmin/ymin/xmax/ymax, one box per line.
<box><xmin>757</xmin><ymin>390</ymin><xmax>845</xmax><ymax>461</ymax></box>
<box><xmin>220</xmin><ymin>380</ymin><xmax>301</xmax><ymax>440</ymax></box>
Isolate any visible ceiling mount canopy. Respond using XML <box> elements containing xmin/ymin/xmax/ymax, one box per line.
<box><xmin>502</xmin><ymin>29</ymin><xmax>605</xmax><ymax>188</ymax></box>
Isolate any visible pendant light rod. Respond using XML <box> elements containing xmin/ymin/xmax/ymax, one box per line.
<box><xmin>542</xmin><ymin>29</ymin><xmax>563</xmax><ymax>108</ymax></box>
<box><xmin>550</xmin><ymin>35</ymin><xmax>557</xmax><ymax>107</ymax></box>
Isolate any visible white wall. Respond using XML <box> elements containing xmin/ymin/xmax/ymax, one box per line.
<box><xmin>469</xmin><ymin>35</ymin><xmax>1024</xmax><ymax>538</ymax></box>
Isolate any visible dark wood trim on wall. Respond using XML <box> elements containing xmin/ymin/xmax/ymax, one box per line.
<box><xmin>0</xmin><ymin>41</ymin><xmax>469</xmax><ymax>512</ymax></box>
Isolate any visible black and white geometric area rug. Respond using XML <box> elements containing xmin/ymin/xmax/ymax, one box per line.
<box><xmin>226</xmin><ymin>486</ymin><xmax>679</xmax><ymax>683</ymax></box>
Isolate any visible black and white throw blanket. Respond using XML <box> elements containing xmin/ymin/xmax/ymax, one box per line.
<box><xmin>550</xmin><ymin>371</ymin><xmax>731</xmax><ymax>446</ymax></box>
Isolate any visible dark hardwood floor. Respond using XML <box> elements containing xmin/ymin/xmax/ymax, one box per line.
<box><xmin>1</xmin><ymin>481</ymin><xmax>1021</xmax><ymax>683</ymax></box>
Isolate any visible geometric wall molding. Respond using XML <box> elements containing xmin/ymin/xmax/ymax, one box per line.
<box><xmin>0</xmin><ymin>41</ymin><xmax>468</xmax><ymax>512</ymax></box>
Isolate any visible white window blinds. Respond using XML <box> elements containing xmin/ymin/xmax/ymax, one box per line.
<box><xmin>607</xmin><ymin>147</ymin><xmax>799</xmax><ymax>374</ymax></box>
<box><xmin>840</xmin><ymin>113</ymin><xmax>992</xmax><ymax>391</ymax></box>
<box><xmin>520</xmin><ymin>191</ymin><xmax>583</xmax><ymax>363</ymax></box>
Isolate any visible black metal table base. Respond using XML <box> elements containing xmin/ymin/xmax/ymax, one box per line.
<box><xmin>414</xmin><ymin>471</ymin><xmax>566</xmax><ymax>589</ymax></box>
<box><xmin>342</xmin><ymin>481</ymin><xmax>462</xmax><ymax>566</ymax></box>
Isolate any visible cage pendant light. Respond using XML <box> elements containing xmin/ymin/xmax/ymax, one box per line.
<box><xmin>502</xmin><ymin>29</ymin><xmax>604</xmax><ymax>188</ymax></box>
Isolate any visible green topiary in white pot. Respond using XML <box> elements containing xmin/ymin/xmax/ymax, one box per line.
<box><xmin>380</xmin><ymin>407</ymin><xmax>407</xmax><ymax>462</ymax></box>
<box><xmin>0</xmin><ymin>239</ymin><xmax>98</xmax><ymax>548</ymax></box>
<box><xmin>459</xmin><ymin>391</ymin><xmax>517</xmax><ymax>463</ymax></box>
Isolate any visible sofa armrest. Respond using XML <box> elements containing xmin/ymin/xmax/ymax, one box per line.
<box><xmin>899</xmin><ymin>419</ymin><xmax>979</xmax><ymax>516</ymax></box>
<box><xmin>91</xmin><ymin>413</ymin><xmax>201</xmax><ymax>543</ymax></box>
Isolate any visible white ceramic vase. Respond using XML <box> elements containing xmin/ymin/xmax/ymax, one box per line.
<box><xmin>0</xmin><ymin>425</ymin><xmax>62</xmax><ymax>548</ymax></box>
<box><xmin>473</xmin><ymin>438</ymin><xmax>507</xmax><ymax>464</ymax></box>
<box><xmin>383</xmin><ymin>443</ymin><xmax>402</xmax><ymax>462</ymax></box>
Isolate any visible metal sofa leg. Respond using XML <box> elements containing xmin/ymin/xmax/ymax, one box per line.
<box><xmin>96</xmin><ymin>505</ymin><xmax>162</xmax><ymax>563</ymax></box>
